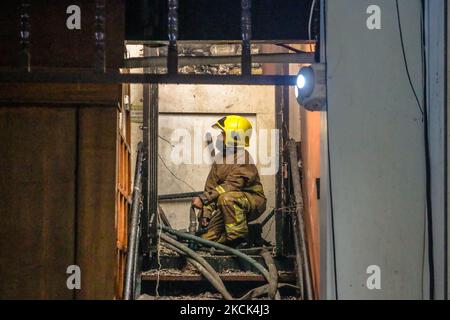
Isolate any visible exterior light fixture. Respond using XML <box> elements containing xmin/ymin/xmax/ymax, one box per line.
<box><xmin>295</xmin><ymin>63</ymin><xmax>326</xmax><ymax>111</ymax></box>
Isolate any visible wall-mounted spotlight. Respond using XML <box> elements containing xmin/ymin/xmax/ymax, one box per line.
<box><xmin>295</xmin><ymin>63</ymin><xmax>326</xmax><ymax>111</ymax></box>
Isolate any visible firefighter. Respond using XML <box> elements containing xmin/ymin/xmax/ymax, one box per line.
<box><xmin>191</xmin><ymin>115</ymin><xmax>267</xmax><ymax>247</ymax></box>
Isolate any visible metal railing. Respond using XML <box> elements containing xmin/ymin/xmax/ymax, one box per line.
<box><xmin>124</xmin><ymin>142</ymin><xmax>145</xmax><ymax>300</ymax></box>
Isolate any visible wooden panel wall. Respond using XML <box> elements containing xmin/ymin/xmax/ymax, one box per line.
<box><xmin>0</xmin><ymin>0</ymin><xmax>124</xmax><ymax>70</ymax></box>
<box><xmin>0</xmin><ymin>105</ymin><xmax>120</xmax><ymax>299</ymax></box>
<box><xmin>0</xmin><ymin>107</ymin><xmax>76</xmax><ymax>299</ymax></box>
<box><xmin>0</xmin><ymin>0</ymin><xmax>125</xmax><ymax>299</ymax></box>
<box><xmin>76</xmin><ymin>107</ymin><xmax>117</xmax><ymax>300</ymax></box>
<box><xmin>0</xmin><ymin>85</ymin><xmax>122</xmax><ymax>300</ymax></box>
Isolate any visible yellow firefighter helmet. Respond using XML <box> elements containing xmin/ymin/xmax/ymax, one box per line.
<box><xmin>212</xmin><ymin>115</ymin><xmax>252</xmax><ymax>148</ymax></box>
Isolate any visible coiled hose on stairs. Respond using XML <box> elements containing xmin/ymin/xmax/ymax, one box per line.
<box><xmin>160</xmin><ymin>233</ymin><xmax>233</xmax><ymax>300</ymax></box>
<box><xmin>159</xmin><ymin>225</ymin><xmax>298</xmax><ymax>299</ymax></box>
<box><xmin>160</xmin><ymin>225</ymin><xmax>271</xmax><ymax>282</ymax></box>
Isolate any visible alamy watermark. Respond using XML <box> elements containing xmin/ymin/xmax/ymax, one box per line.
<box><xmin>66</xmin><ymin>5</ymin><xmax>81</xmax><ymax>30</ymax></box>
<box><xmin>366</xmin><ymin>5</ymin><xmax>382</xmax><ymax>30</ymax></box>
<box><xmin>366</xmin><ymin>265</ymin><xmax>381</xmax><ymax>290</ymax></box>
<box><xmin>66</xmin><ymin>265</ymin><xmax>81</xmax><ymax>290</ymax></box>
<box><xmin>165</xmin><ymin>128</ymin><xmax>280</xmax><ymax>176</ymax></box>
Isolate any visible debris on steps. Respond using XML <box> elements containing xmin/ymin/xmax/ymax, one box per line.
<box><xmin>138</xmin><ymin>292</ymin><xmax>222</xmax><ymax>300</ymax></box>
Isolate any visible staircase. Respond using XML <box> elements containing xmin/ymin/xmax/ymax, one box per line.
<box><xmin>123</xmin><ymin>142</ymin><xmax>307</xmax><ymax>300</ymax></box>
<box><xmin>138</xmin><ymin>249</ymin><xmax>298</xmax><ymax>300</ymax></box>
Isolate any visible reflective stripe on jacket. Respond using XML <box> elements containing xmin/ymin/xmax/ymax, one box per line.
<box><xmin>201</xmin><ymin>149</ymin><xmax>266</xmax><ymax>214</ymax></box>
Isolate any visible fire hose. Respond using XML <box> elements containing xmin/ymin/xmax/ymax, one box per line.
<box><xmin>158</xmin><ymin>225</ymin><xmax>293</xmax><ymax>299</ymax></box>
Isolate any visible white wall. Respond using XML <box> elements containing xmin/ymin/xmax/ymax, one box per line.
<box><xmin>447</xmin><ymin>0</ymin><xmax>450</xmax><ymax>301</ymax></box>
<box><xmin>425</xmin><ymin>0</ymin><xmax>447</xmax><ymax>300</ymax></box>
<box><xmin>323</xmin><ymin>0</ymin><xmax>427</xmax><ymax>299</ymax></box>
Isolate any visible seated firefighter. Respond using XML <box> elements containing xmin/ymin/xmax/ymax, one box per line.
<box><xmin>191</xmin><ymin>115</ymin><xmax>267</xmax><ymax>247</ymax></box>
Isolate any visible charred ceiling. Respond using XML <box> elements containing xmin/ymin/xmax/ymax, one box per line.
<box><xmin>126</xmin><ymin>0</ymin><xmax>319</xmax><ymax>42</ymax></box>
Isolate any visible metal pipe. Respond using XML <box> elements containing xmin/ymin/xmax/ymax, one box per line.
<box><xmin>274</xmin><ymin>60</ymin><xmax>289</xmax><ymax>256</ymax></box>
<box><xmin>287</xmin><ymin>139</ymin><xmax>314</xmax><ymax>300</ymax></box>
<box><xmin>147</xmin><ymin>81</ymin><xmax>159</xmax><ymax>244</ymax></box>
<box><xmin>0</xmin><ymin>72</ymin><xmax>298</xmax><ymax>86</ymax></box>
<box><xmin>157</xmin><ymin>205</ymin><xmax>172</xmax><ymax>228</ymax></box>
<box><xmin>241</xmin><ymin>0</ymin><xmax>252</xmax><ymax>75</ymax></box>
<box><xmin>124</xmin><ymin>53</ymin><xmax>315</xmax><ymax>69</ymax></box>
<box><xmin>140</xmin><ymin>46</ymin><xmax>150</xmax><ymax>257</ymax></box>
<box><xmin>158</xmin><ymin>191</ymin><xmax>203</xmax><ymax>201</ymax></box>
<box><xmin>131</xmin><ymin>224</ymin><xmax>143</xmax><ymax>300</ymax></box>
<box><xmin>124</xmin><ymin>142</ymin><xmax>144</xmax><ymax>300</ymax></box>
<box><xmin>160</xmin><ymin>225</ymin><xmax>272</xmax><ymax>283</ymax></box>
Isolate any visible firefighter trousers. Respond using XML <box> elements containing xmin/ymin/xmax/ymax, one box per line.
<box><xmin>201</xmin><ymin>191</ymin><xmax>261</xmax><ymax>244</ymax></box>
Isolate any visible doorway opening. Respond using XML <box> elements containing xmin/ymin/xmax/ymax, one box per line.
<box><xmin>118</xmin><ymin>38</ymin><xmax>321</xmax><ymax>300</ymax></box>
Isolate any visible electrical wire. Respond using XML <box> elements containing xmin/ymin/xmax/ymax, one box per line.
<box><xmin>419</xmin><ymin>0</ymin><xmax>435</xmax><ymax>300</ymax></box>
<box><xmin>262</xmin><ymin>205</ymin><xmax>303</xmax><ymax>239</ymax></box>
<box><xmin>320</xmin><ymin>0</ymin><xmax>339</xmax><ymax>300</ymax></box>
<box><xmin>308</xmin><ymin>0</ymin><xmax>317</xmax><ymax>42</ymax></box>
<box><xmin>444</xmin><ymin>0</ymin><xmax>449</xmax><ymax>300</ymax></box>
<box><xmin>326</xmin><ymin>110</ymin><xmax>339</xmax><ymax>300</ymax></box>
<box><xmin>158</xmin><ymin>135</ymin><xmax>175</xmax><ymax>148</ymax></box>
<box><xmin>263</xmin><ymin>214</ymin><xmax>275</xmax><ymax>240</ymax></box>
<box><xmin>396</xmin><ymin>0</ymin><xmax>433</xmax><ymax>299</ymax></box>
<box><xmin>158</xmin><ymin>152</ymin><xmax>197</xmax><ymax>192</ymax></box>
<box><xmin>395</xmin><ymin>0</ymin><xmax>424</xmax><ymax>116</ymax></box>
<box><xmin>396</xmin><ymin>0</ymin><xmax>434</xmax><ymax>299</ymax></box>
<box><xmin>313</xmin><ymin>0</ymin><xmax>432</xmax><ymax>301</ymax></box>
<box><xmin>419</xmin><ymin>0</ymin><xmax>426</xmax><ymax>299</ymax></box>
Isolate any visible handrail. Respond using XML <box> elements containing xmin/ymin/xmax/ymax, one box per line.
<box><xmin>287</xmin><ymin>139</ymin><xmax>314</xmax><ymax>300</ymax></box>
<box><xmin>124</xmin><ymin>142</ymin><xmax>144</xmax><ymax>300</ymax></box>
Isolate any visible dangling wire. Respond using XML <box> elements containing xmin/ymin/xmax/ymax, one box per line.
<box><xmin>158</xmin><ymin>152</ymin><xmax>197</xmax><ymax>192</ymax></box>
<box><xmin>308</xmin><ymin>0</ymin><xmax>318</xmax><ymax>52</ymax></box>
<box><xmin>154</xmin><ymin>208</ymin><xmax>163</xmax><ymax>298</ymax></box>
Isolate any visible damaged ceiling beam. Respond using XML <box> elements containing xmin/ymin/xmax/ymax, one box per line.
<box><xmin>0</xmin><ymin>72</ymin><xmax>298</xmax><ymax>86</ymax></box>
<box><xmin>124</xmin><ymin>53</ymin><xmax>315</xmax><ymax>69</ymax></box>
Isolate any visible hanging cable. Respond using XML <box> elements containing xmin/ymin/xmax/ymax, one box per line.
<box><xmin>395</xmin><ymin>0</ymin><xmax>424</xmax><ymax>116</ymax></box>
<box><xmin>419</xmin><ymin>0</ymin><xmax>427</xmax><ymax>299</ymax></box>
<box><xmin>158</xmin><ymin>152</ymin><xmax>197</xmax><ymax>192</ymax></box>
<box><xmin>396</xmin><ymin>0</ymin><xmax>433</xmax><ymax>299</ymax></box>
<box><xmin>321</xmin><ymin>0</ymin><xmax>339</xmax><ymax>300</ymax></box>
<box><xmin>158</xmin><ymin>135</ymin><xmax>176</xmax><ymax>148</ymax></box>
<box><xmin>308</xmin><ymin>0</ymin><xmax>317</xmax><ymax>42</ymax></box>
<box><xmin>419</xmin><ymin>0</ymin><xmax>435</xmax><ymax>300</ymax></box>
